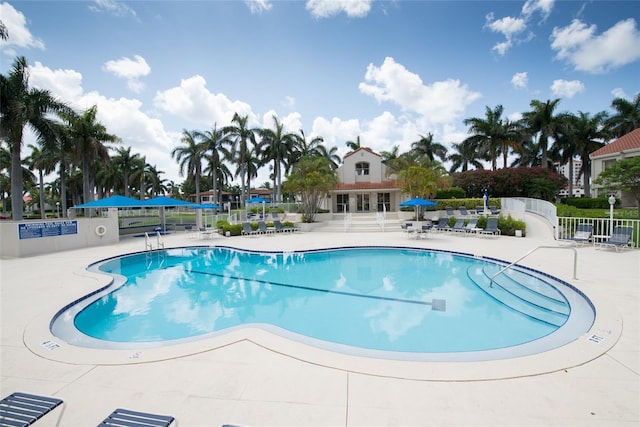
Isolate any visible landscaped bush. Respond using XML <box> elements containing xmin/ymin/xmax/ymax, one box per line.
<box><xmin>436</xmin><ymin>187</ymin><xmax>466</xmax><ymax>199</ymax></box>
<box><xmin>563</xmin><ymin>197</ymin><xmax>617</xmax><ymax>209</ymax></box>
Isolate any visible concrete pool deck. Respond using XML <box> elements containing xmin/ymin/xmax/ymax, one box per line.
<box><xmin>1</xmin><ymin>213</ymin><xmax>639</xmax><ymax>426</ymax></box>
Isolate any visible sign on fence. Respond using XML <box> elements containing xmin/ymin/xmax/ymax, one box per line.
<box><xmin>18</xmin><ymin>220</ymin><xmax>78</xmax><ymax>240</ymax></box>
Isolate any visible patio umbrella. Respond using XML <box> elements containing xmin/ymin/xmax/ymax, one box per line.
<box><xmin>189</xmin><ymin>203</ymin><xmax>222</xmax><ymax>228</ymax></box>
<box><xmin>245</xmin><ymin>196</ymin><xmax>267</xmax><ymax>218</ymax></box>
<box><xmin>399</xmin><ymin>197</ymin><xmax>437</xmax><ymax>220</ymax></box>
<box><xmin>74</xmin><ymin>195</ymin><xmax>146</xmax><ymax>208</ymax></box>
<box><xmin>144</xmin><ymin>196</ymin><xmax>194</xmax><ymax>231</ymax></box>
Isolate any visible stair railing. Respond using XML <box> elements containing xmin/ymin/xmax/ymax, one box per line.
<box><xmin>490</xmin><ymin>245</ymin><xmax>578</xmax><ymax>287</ymax></box>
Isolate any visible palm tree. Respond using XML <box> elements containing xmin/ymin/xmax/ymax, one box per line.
<box><xmin>568</xmin><ymin>111</ymin><xmax>609</xmax><ymax>197</ymax></box>
<box><xmin>522</xmin><ymin>99</ymin><xmax>562</xmax><ymax>169</ymax></box>
<box><xmin>463</xmin><ymin>105</ymin><xmax>519</xmax><ymax>170</ymax></box>
<box><xmin>345</xmin><ymin>135</ymin><xmax>362</xmax><ymax>151</ymax></box>
<box><xmin>145</xmin><ymin>164</ymin><xmax>167</xmax><ymax>196</ymax></box>
<box><xmin>605</xmin><ymin>93</ymin><xmax>640</xmax><ymax>138</ymax></box>
<box><xmin>172</xmin><ymin>129</ymin><xmax>205</xmax><ymax>204</ymax></box>
<box><xmin>447</xmin><ymin>138</ymin><xmax>484</xmax><ymax>173</ymax></box>
<box><xmin>112</xmin><ymin>146</ymin><xmax>142</xmax><ymax>197</ymax></box>
<box><xmin>258</xmin><ymin>115</ymin><xmax>298</xmax><ymax>203</ymax></box>
<box><xmin>60</xmin><ymin>105</ymin><xmax>119</xmax><ymax>205</ymax></box>
<box><xmin>411</xmin><ymin>133</ymin><xmax>447</xmax><ymax>162</ymax></box>
<box><xmin>0</xmin><ymin>56</ymin><xmax>71</xmax><ymax>219</ymax></box>
<box><xmin>195</xmin><ymin>123</ymin><xmax>229</xmax><ymax>205</ymax></box>
<box><xmin>294</xmin><ymin>129</ymin><xmax>325</xmax><ymax>158</ymax></box>
<box><xmin>0</xmin><ymin>19</ymin><xmax>8</xmax><ymax>40</ymax></box>
<box><xmin>222</xmin><ymin>113</ymin><xmax>258</xmax><ymax>202</ymax></box>
<box><xmin>25</xmin><ymin>143</ymin><xmax>57</xmax><ymax>218</ymax></box>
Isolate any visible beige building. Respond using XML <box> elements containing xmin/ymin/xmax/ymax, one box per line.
<box><xmin>328</xmin><ymin>147</ymin><xmax>403</xmax><ymax>213</ymax></box>
<box><xmin>590</xmin><ymin>128</ymin><xmax>640</xmax><ymax>206</ymax></box>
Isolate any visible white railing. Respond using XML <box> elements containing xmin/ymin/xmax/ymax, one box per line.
<box><xmin>557</xmin><ymin>216</ymin><xmax>639</xmax><ymax>247</ymax></box>
<box><xmin>344</xmin><ymin>212</ymin><xmax>352</xmax><ymax>232</ymax></box>
<box><xmin>510</xmin><ymin>197</ymin><xmax>559</xmax><ymax>239</ymax></box>
<box><xmin>376</xmin><ymin>212</ymin><xmax>385</xmax><ymax>231</ymax></box>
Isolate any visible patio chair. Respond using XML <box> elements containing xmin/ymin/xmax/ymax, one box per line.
<box><xmin>458</xmin><ymin>218</ymin><xmax>479</xmax><ymax>235</ymax></box>
<box><xmin>241</xmin><ymin>222</ymin><xmax>259</xmax><ymax>236</ymax></box>
<box><xmin>449</xmin><ymin>218</ymin><xmax>466</xmax><ymax>233</ymax></box>
<box><xmin>565</xmin><ymin>223</ymin><xmax>593</xmax><ymax>246</ymax></box>
<box><xmin>597</xmin><ymin>226</ymin><xmax>634</xmax><ymax>252</ymax></box>
<box><xmin>257</xmin><ymin>221</ymin><xmax>275</xmax><ymax>234</ymax></box>
<box><xmin>477</xmin><ymin>217</ymin><xmax>501</xmax><ymax>236</ymax></box>
<box><xmin>98</xmin><ymin>408</ymin><xmax>177</xmax><ymax>427</ymax></box>
<box><xmin>458</xmin><ymin>206</ymin><xmax>471</xmax><ymax>217</ymax></box>
<box><xmin>489</xmin><ymin>206</ymin><xmax>500</xmax><ymax>215</ymax></box>
<box><xmin>431</xmin><ymin>217</ymin><xmax>450</xmax><ymax>232</ymax></box>
<box><xmin>445</xmin><ymin>207</ymin><xmax>454</xmax><ymax>217</ymax></box>
<box><xmin>0</xmin><ymin>392</ymin><xmax>66</xmax><ymax>427</ymax></box>
<box><xmin>274</xmin><ymin>220</ymin><xmax>296</xmax><ymax>233</ymax></box>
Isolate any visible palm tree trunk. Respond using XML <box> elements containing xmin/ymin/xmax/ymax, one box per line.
<box><xmin>10</xmin><ymin>140</ymin><xmax>24</xmax><ymax>220</ymax></box>
<box><xmin>59</xmin><ymin>162</ymin><xmax>68</xmax><ymax>218</ymax></box>
<box><xmin>39</xmin><ymin>169</ymin><xmax>46</xmax><ymax>219</ymax></box>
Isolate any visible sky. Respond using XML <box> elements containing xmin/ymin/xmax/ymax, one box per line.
<box><xmin>1</xmin><ymin>0</ymin><xmax>639</xmax><ymax>188</ymax></box>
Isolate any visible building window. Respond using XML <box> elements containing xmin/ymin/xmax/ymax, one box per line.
<box><xmin>337</xmin><ymin>194</ymin><xmax>349</xmax><ymax>213</ymax></box>
<box><xmin>355</xmin><ymin>162</ymin><xmax>369</xmax><ymax>176</ymax></box>
<box><xmin>377</xmin><ymin>193</ymin><xmax>390</xmax><ymax>212</ymax></box>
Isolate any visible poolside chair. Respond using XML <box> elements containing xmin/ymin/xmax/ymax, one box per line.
<box><xmin>449</xmin><ymin>218</ymin><xmax>466</xmax><ymax>233</ymax></box>
<box><xmin>477</xmin><ymin>217</ymin><xmax>501</xmax><ymax>236</ymax></box>
<box><xmin>431</xmin><ymin>217</ymin><xmax>450</xmax><ymax>232</ymax></box>
<box><xmin>458</xmin><ymin>206</ymin><xmax>470</xmax><ymax>217</ymax></box>
<box><xmin>489</xmin><ymin>206</ymin><xmax>500</xmax><ymax>215</ymax></box>
<box><xmin>0</xmin><ymin>392</ymin><xmax>66</xmax><ymax>427</ymax></box>
<box><xmin>241</xmin><ymin>222</ymin><xmax>259</xmax><ymax>236</ymax></box>
<box><xmin>459</xmin><ymin>218</ymin><xmax>479</xmax><ymax>234</ymax></box>
<box><xmin>597</xmin><ymin>226</ymin><xmax>634</xmax><ymax>252</ymax></box>
<box><xmin>98</xmin><ymin>408</ymin><xmax>176</xmax><ymax>427</ymax></box>
<box><xmin>257</xmin><ymin>221</ymin><xmax>274</xmax><ymax>234</ymax></box>
<box><xmin>445</xmin><ymin>207</ymin><xmax>454</xmax><ymax>217</ymax></box>
<box><xmin>274</xmin><ymin>220</ymin><xmax>296</xmax><ymax>233</ymax></box>
<box><xmin>565</xmin><ymin>223</ymin><xmax>593</xmax><ymax>246</ymax></box>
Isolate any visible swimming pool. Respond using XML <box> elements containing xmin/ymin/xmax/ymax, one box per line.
<box><xmin>51</xmin><ymin>246</ymin><xmax>595</xmax><ymax>362</ymax></box>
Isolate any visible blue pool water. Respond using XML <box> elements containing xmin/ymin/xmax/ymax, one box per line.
<box><xmin>52</xmin><ymin>246</ymin><xmax>595</xmax><ymax>360</ymax></box>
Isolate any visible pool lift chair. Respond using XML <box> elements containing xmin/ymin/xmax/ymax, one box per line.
<box><xmin>0</xmin><ymin>392</ymin><xmax>66</xmax><ymax>427</ymax></box>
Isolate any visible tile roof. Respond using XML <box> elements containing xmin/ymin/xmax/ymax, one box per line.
<box><xmin>343</xmin><ymin>147</ymin><xmax>381</xmax><ymax>159</ymax></box>
<box><xmin>333</xmin><ymin>180</ymin><xmax>399</xmax><ymax>191</ymax></box>
<box><xmin>590</xmin><ymin>128</ymin><xmax>640</xmax><ymax>158</ymax></box>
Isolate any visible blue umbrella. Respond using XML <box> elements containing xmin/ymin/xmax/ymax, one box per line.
<box><xmin>74</xmin><ymin>195</ymin><xmax>146</xmax><ymax>208</ymax></box>
<box><xmin>245</xmin><ymin>196</ymin><xmax>267</xmax><ymax>204</ymax></box>
<box><xmin>190</xmin><ymin>203</ymin><xmax>222</xmax><ymax>209</ymax></box>
<box><xmin>400</xmin><ymin>197</ymin><xmax>436</xmax><ymax>220</ymax></box>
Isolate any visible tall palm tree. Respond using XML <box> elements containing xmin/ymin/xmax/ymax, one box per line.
<box><xmin>258</xmin><ymin>115</ymin><xmax>298</xmax><ymax>203</ymax></box>
<box><xmin>112</xmin><ymin>146</ymin><xmax>142</xmax><ymax>197</ymax></box>
<box><xmin>605</xmin><ymin>93</ymin><xmax>640</xmax><ymax>138</ymax></box>
<box><xmin>60</xmin><ymin>105</ymin><xmax>119</xmax><ymax>205</ymax></box>
<box><xmin>345</xmin><ymin>135</ymin><xmax>362</xmax><ymax>151</ymax></box>
<box><xmin>25</xmin><ymin>143</ymin><xmax>57</xmax><ymax>218</ymax></box>
<box><xmin>195</xmin><ymin>123</ymin><xmax>230</xmax><ymax>205</ymax></box>
<box><xmin>0</xmin><ymin>56</ymin><xmax>70</xmax><ymax>219</ymax></box>
<box><xmin>447</xmin><ymin>138</ymin><xmax>484</xmax><ymax>173</ymax></box>
<box><xmin>294</xmin><ymin>129</ymin><xmax>325</xmax><ymax>158</ymax></box>
<box><xmin>568</xmin><ymin>111</ymin><xmax>609</xmax><ymax>197</ymax></box>
<box><xmin>463</xmin><ymin>105</ymin><xmax>518</xmax><ymax>170</ymax></box>
<box><xmin>522</xmin><ymin>99</ymin><xmax>562</xmax><ymax>169</ymax></box>
<box><xmin>222</xmin><ymin>113</ymin><xmax>258</xmax><ymax>202</ymax></box>
<box><xmin>172</xmin><ymin>129</ymin><xmax>205</xmax><ymax>204</ymax></box>
<box><xmin>411</xmin><ymin>133</ymin><xmax>447</xmax><ymax>163</ymax></box>
<box><xmin>145</xmin><ymin>164</ymin><xmax>167</xmax><ymax>196</ymax></box>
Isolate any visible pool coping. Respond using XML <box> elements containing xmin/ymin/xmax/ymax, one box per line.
<box><xmin>24</xmin><ymin>245</ymin><xmax>622</xmax><ymax>381</ymax></box>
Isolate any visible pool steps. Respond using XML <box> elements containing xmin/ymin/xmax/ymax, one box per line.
<box><xmin>466</xmin><ymin>265</ymin><xmax>570</xmax><ymax>327</ymax></box>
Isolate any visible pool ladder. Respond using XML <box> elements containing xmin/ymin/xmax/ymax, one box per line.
<box><xmin>144</xmin><ymin>231</ymin><xmax>165</xmax><ymax>251</ymax></box>
<box><xmin>489</xmin><ymin>245</ymin><xmax>578</xmax><ymax>287</ymax></box>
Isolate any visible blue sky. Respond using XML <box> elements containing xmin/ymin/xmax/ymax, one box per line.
<box><xmin>1</xmin><ymin>0</ymin><xmax>639</xmax><ymax>186</ymax></box>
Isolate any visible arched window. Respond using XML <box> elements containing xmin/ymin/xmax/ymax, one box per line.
<box><xmin>355</xmin><ymin>162</ymin><xmax>369</xmax><ymax>176</ymax></box>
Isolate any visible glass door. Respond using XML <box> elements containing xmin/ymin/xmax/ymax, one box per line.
<box><xmin>356</xmin><ymin>194</ymin><xmax>370</xmax><ymax>212</ymax></box>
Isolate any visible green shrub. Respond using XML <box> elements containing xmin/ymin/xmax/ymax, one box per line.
<box><xmin>563</xmin><ymin>197</ymin><xmax>616</xmax><ymax>209</ymax></box>
<box><xmin>497</xmin><ymin>214</ymin><xmax>526</xmax><ymax>236</ymax></box>
<box><xmin>436</xmin><ymin>187</ymin><xmax>466</xmax><ymax>199</ymax></box>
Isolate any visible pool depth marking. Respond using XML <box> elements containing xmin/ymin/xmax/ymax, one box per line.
<box><xmin>188</xmin><ymin>268</ymin><xmax>447</xmax><ymax>311</ymax></box>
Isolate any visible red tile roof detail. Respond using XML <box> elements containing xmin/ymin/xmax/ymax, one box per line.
<box><xmin>333</xmin><ymin>180</ymin><xmax>399</xmax><ymax>191</ymax></box>
<box><xmin>343</xmin><ymin>147</ymin><xmax>381</xmax><ymax>159</ymax></box>
<box><xmin>590</xmin><ymin>128</ymin><xmax>640</xmax><ymax>158</ymax></box>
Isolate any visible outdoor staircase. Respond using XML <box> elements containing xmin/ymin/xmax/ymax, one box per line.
<box><xmin>313</xmin><ymin>212</ymin><xmax>404</xmax><ymax>233</ymax></box>
<box><xmin>466</xmin><ymin>263</ymin><xmax>570</xmax><ymax>327</ymax></box>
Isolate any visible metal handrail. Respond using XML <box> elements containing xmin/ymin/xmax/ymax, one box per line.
<box><xmin>489</xmin><ymin>245</ymin><xmax>578</xmax><ymax>287</ymax></box>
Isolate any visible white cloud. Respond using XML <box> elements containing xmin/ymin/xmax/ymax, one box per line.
<box><xmin>550</xmin><ymin>79</ymin><xmax>584</xmax><ymax>98</ymax></box>
<box><xmin>0</xmin><ymin>2</ymin><xmax>45</xmax><ymax>54</ymax></box>
<box><xmin>485</xmin><ymin>0</ymin><xmax>554</xmax><ymax>56</ymax></box>
<box><xmin>550</xmin><ymin>18</ymin><xmax>640</xmax><ymax>73</ymax></box>
<box><xmin>611</xmin><ymin>88</ymin><xmax>627</xmax><ymax>99</ymax></box>
<box><xmin>103</xmin><ymin>55</ymin><xmax>151</xmax><ymax>93</ymax></box>
<box><xmin>89</xmin><ymin>0</ymin><xmax>137</xmax><ymax>18</ymax></box>
<box><xmin>153</xmin><ymin>75</ymin><xmax>255</xmax><ymax>126</ymax></box>
<box><xmin>358</xmin><ymin>57</ymin><xmax>480</xmax><ymax>127</ymax></box>
<box><xmin>245</xmin><ymin>0</ymin><xmax>272</xmax><ymax>14</ymax></box>
<box><xmin>306</xmin><ymin>0</ymin><xmax>372</xmax><ymax>18</ymax></box>
<box><xmin>511</xmin><ymin>72</ymin><xmax>528</xmax><ymax>89</ymax></box>
<box><xmin>30</xmin><ymin>61</ymin><xmax>84</xmax><ymax>101</ymax></box>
